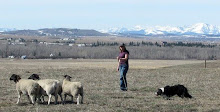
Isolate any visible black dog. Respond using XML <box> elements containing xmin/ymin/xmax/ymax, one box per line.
<box><xmin>155</xmin><ymin>84</ymin><xmax>192</xmax><ymax>99</ymax></box>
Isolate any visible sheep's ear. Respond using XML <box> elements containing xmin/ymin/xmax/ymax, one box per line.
<box><xmin>28</xmin><ymin>76</ymin><xmax>32</xmax><ymax>79</ymax></box>
<box><xmin>16</xmin><ymin>75</ymin><xmax>21</xmax><ymax>81</ymax></box>
<box><xmin>10</xmin><ymin>74</ymin><xmax>16</xmax><ymax>81</ymax></box>
<box><xmin>34</xmin><ymin>74</ymin><xmax>40</xmax><ymax>80</ymax></box>
<box><xmin>32</xmin><ymin>74</ymin><xmax>38</xmax><ymax>77</ymax></box>
<box><xmin>64</xmin><ymin>75</ymin><xmax>67</xmax><ymax>78</ymax></box>
<box><xmin>69</xmin><ymin>76</ymin><xmax>72</xmax><ymax>79</ymax></box>
<box><xmin>28</xmin><ymin>74</ymin><xmax>34</xmax><ymax>79</ymax></box>
<box><xmin>29</xmin><ymin>74</ymin><xmax>40</xmax><ymax>80</ymax></box>
<box><xmin>10</xmin><ymin>74</ymin><xmax>21</xmax><ymax>83</ymax></box>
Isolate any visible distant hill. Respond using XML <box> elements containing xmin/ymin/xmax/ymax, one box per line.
<box><xmin>0</xmin><ymin>28</ymin><xmax>16</xmax><ymax>32</ymax></box>
<box><xmin>2</xmin><ymin>28</ymin><xmax>109</xmax><ymax>38</ymax></box>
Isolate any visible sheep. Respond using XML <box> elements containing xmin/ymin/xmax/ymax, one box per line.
<box><xmin>28</xmin><ymin>74</ymin><xmax>63</xmax><ymax>105</ymax></box>
<box><xmin>9</xmin><ymin>74</ymin><xmax>41</xmax><ymax>105</ymax></box>
<box><xmin>62</xmin><ymin>75</ymin><xmax>83</xmax><ymax>105</ymax></box>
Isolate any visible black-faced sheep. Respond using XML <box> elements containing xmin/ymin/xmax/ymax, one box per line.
<box><xmin>28</xmin><ymin>74</ymin><xmax>63</xmax><ymax>105</ymax></box>
<box><xmin>9</xmin><ymin>74</ymin><xmax>41</xmax><ymax>105</ymax></box>
<box><xmin>62</xmin><ymin>75</ymin><xmax>83</xmax><ymax>105</ymax></box>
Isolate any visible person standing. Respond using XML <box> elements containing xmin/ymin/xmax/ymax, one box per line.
<box><xmin>117</xmin><ymin>43</ymin><xmax>129</xmax><ymax>91</ymax></box>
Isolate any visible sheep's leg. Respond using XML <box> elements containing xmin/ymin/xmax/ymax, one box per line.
<box><xmin>42</xmin><ymin>96</ymin><xmax>45</xmax><ymax>103</ymax></box>
<box><xmin>81</xmin><ymin>93</ymin><xmax>83</xmax><ymax>104</ymax></box>
<box><xmin>29</xmin><ymin>95</ymin><xmax>35</xmax><ymax>104</ymax></box>
<box><xmin>59</xmin><ymin>94</ymin><xmax>64</xmax><ymax>104</ymax></box>
<box><xmin>64</xmin><ymin>94</ymin><xmax>67</xmax><ymax>104</ymax></box>
<box><xmin>77</xmin><ymin>95</ymin><xmax>80</xmax><ymax>105</ymax></box>
<box><xmin>48</xmin><ymin>94</ymin><xmax>52</xmax><ymax>105</ymax></box>
<box><xmin>36</xmin><ymin>94</ymin><xmax>41</xmax><ymax>104</ymax></box>
<box><xmin>26</xmin><ymin>95</ymin><xmax>32</xmax><ymax>104</ymax></box>
<box><xmin>71</xmin><ymin>96</ymin><xmax>74</xmax><ymax>103</ymax></box>
<box><xmin>16</xmin><ymin>92</ymin><xmax>21</xmax><ymax>104</ymax></box>
<box><xmin>54</xmin><ymin>94</ymin><xmax>58</xmax><ymax>105</ymax></box>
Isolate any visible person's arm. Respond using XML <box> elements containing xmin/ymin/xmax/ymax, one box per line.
<box><xmin>117</xmin><ymin>56</ymin><xmax>120</xmax><ymax>71</ymax></box>
<box><xmin>119</xmin><ymin>54</ymin><xmax>129</xmax><ymax>62</ymax></box>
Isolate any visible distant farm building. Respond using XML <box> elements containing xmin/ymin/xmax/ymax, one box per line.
<box><xmin>21</xmin><ymin>55</ymin><xmax>27</xmax><ymax>59</ymax></box>
<box><xmin>8</xmin><ymin>56</ymin><xmax>15</xmax><ymax>59</ymax></box>
<box><xmin>77</xmin><ymin>44</ymin><xmax>86</xmax><ymax>47</ymax></box>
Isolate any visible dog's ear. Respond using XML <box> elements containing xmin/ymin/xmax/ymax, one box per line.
<box><xmin>156</xmin><ymin>89</ymin><xmax>163</xmax><ymax>95</ymax></box>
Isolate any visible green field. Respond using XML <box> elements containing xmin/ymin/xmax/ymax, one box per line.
<box><xmin>0</xmin><ymin>59</ymin><xmax>220</xmax><ymax>111</ymax></box>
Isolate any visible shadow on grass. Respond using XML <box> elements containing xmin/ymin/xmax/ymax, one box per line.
<box><xmin>37</xmin><ymin>101</ymin><xmax>67</xmax><ymax>105</ymax></box>
<box><xmin>130</xmin><ymin>86</ymin><xmax>156</xmax><ymax>92</ymax></box>
<box><xmin>111</xmin><ymin>96</ymin><xmax>134</xmax><ymax>99</ymax></box>
<box><xmin>17</xmin><ymin>103</ymin><xmax>29</xmax><ymax>106</ymax></box>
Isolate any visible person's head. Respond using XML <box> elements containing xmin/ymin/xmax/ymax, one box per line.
<box><xmin>119</xmin><ymin>43</ymin><xmax>126</xmax><ymax>52</ymax></box>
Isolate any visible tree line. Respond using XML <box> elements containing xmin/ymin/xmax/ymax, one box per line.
<box><xmin>0</xmin><ymin>42</ymin><xmax>219</xmax><ymax>60</ymax></box>
<box><xmin>92</xmin><ymin>41</ymin><xmax>216</xmax><ymax>48</ymax></box>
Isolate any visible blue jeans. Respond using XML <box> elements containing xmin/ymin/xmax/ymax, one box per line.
<box><xmin>119</xmin><ymin>64</ymin><xmax>129</xmax><ymax>90</ymax></box>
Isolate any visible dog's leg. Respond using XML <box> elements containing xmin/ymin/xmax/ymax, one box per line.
<box><xmin>162</xmin><ymin>95</ymin><xmax>171</xmax><ymax>100</ymax></box>
<box><xmin>166</xmin><ymin>97</ymin><xmax>171</xmax><ymax>100</ymax></box>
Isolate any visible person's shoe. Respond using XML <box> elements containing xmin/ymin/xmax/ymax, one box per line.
<box><xmin>121</xmin><ymin>88</ymin><xmax>127</xmax><ymax>91</ymax></box>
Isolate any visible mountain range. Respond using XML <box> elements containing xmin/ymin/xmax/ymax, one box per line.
<box><xmin>104</xmin><ymin>23</ymin><xmax>220</xmax><ymax>36</ymax></box>
<box><xmin>1</xmin><ymin>23</ymin><xmax>220</xmax><ymax>37</ymax></box>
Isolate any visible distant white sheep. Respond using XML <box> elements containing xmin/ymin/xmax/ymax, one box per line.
<box><xmin>28</xmin><ymin>74</ymin><xmax>63</xmax><ymax>105</ymax></box>
<box><xmin>62</xmin><ymin>75</ymin><xmax>83</xmax><ymax>105</ymax></box>
<box><xmin>9</xmin><ymin>74</ymin><xmax>41</xmax><ymax>105</ymax></box>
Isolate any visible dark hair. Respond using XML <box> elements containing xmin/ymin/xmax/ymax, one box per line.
<box><xmin>124</xmin><ymin>49</ymin><xmax>129</xmax><ymax>54</ymax></box>
<box><xmin>119</xmin><ymin>46</ymin><xmax>129</xmax><ymax>54</ymax></box>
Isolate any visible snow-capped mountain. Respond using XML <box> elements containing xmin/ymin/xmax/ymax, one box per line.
<box><xmin>183</xmin><ymin>23</ymin><xmax>220</xmax><ymax>35</ymax></box>
<box><xmin>104</xmin><ymin>23</ymin><xmax>220</xmax><ymax>36</ymax></box>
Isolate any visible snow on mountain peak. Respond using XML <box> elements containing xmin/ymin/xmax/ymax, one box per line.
<box><xmin>106</xmin><ymin>23</ymin><xmax>220</xmax><ymax>36</ymax></box>
<box><xmin>184</xmin><ymin>23</ymin><xmax>219</xmax><ymax>35</ymax></box>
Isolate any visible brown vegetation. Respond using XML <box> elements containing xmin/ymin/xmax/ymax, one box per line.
<box><xmin>0</xmin><ymin>43</ymin><xmax>219</xmax><ymax>60</ymax></box>
<box><xmin>0</xmin><ymin>35</ymin><xmax>219</xmax><ymax>60</ymax></box>
<box><xmin>1</xmin><ymin>59</ymin><xmax>220</xmax><ymax>111</ymax></box>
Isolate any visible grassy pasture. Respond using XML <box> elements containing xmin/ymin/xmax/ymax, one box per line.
<box><xmin>0</xmin><ymin>59</ymin><xmax>220</xmax><ymax>112</ymax></box>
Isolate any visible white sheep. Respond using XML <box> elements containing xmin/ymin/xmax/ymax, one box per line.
<box><xmin>62</xmin><ymin>75</ymin><xmax>83</xmax><ymax>105</ymax></box>
<box><xmin>28</xmin><ymin>74</ymin><xmax>63</xmax><ymax>105</ymax></box>
<box><xmin>9</xmin><ymin>74</ymin><xmax>41</xmax><ymax>105</ymax></box>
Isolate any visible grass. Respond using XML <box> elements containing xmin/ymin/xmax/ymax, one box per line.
<box><xmin>0</xmin><ymin>59</ymin><xmax>220</xmax><ymax>111</ymax></box>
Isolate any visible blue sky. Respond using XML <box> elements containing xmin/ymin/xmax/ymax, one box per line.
<box><xmin>0</xmin><ymin>0</ymin><xmax>219</xmax><ymax>30</ymax></box>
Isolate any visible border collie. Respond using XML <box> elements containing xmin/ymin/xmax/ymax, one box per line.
<box><xmin>155</xmin><ymin>84</ymin><xmax>192</xmax><ymax>99</ymax></box>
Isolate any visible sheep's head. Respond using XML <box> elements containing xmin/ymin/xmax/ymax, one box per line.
<box><xmin>28</xmin><ymin>74</ymin><xmax>40</xmax><ymax>80</ymax></box>
<box><xmin>64</xmin><ymin>75</ymin><xmax>72</xmax><ymax>81</ymax></box>
<box><xmin>9</xmin><ymin>74</ymin><xmax>21</xmax><ymax>83</ymax></box>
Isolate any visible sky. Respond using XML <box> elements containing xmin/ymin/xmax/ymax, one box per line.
<box><xmin>0</xmin><ymin>0</ymin><xmax>220</xmax><ymax>30</ymax></box>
